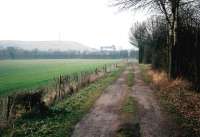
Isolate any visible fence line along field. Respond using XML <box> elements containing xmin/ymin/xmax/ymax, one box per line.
<box><xmin>0</xmin><ymin>59</ymin><xmax>120</xmax><ymax>95</ymax></box>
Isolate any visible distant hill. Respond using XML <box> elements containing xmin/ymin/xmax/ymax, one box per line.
<box><xmin>0</xmin><ymin>40</ymin><xmax>95</xmax><ymax>52</ymax></box>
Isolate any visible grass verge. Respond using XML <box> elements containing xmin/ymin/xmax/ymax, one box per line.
<box><xmin>157</xmin><ymin>93</ymin><xmax>199</xmax><ymax>137</ymax></box>
<box><xmin>140</xmin><ymin>64</ymin><xmax>200</xmax><ymax>137</ymax></box>
<box><xmin>1</xmin><ymin>66</ymin><xmax>124</xmax><ymax>137</ymax></box>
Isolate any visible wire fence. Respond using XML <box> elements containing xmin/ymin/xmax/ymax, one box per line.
<box><xmin>0</xmin><ymin>63</ymin><xmax>120</xmax><ymax>128</ymax></box>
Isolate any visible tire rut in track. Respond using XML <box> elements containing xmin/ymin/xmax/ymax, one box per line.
<box><xmin>71</xmin><ymin>68</ymin><xmax>129</xmax><ymax>137</ymax></box>
<box><xmin>132</xmin><ymin>64</ymin><xmax>178</xmax><ymax>137</ymax></box>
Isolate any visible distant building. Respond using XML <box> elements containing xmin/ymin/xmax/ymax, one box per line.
<box><xmin>100</xmin><ymin>45</ymin><xmax>116</xmax><ymax>52</ymax></box>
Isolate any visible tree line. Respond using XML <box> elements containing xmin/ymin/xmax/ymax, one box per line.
<box><xmin>0</xmin><ymin>47</ymin><xmax>138</xmax><ymax>59</ymax></box>
<box><xmin>114</xmin><ymin>0</ymin><xmax>200</xmax><ymax>91</ymax></box>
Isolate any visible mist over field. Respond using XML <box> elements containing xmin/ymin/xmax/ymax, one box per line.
<box><xmin>0</xmin><ymin>40</ymin><xmax>96</xmax><ymax>52</ymax></box>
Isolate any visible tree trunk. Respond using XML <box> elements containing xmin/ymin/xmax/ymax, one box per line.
<box><xmin>168</xmin><ymin>0</ymin><xmax>179</xmax><ymax>79</ymax></box>
<box><xmin>139</xmin><ymin>47</ymin><xmax>143</xmax><ymax>63</ymax></box>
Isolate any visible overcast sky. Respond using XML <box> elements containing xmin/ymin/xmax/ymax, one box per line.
<box><xmin>0</xmin><ymin>0</ymin><xmax>148</xmax><ymax>50</ymax></box>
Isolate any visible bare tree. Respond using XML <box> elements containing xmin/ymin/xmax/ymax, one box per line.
<box><xmin>113</xmin><ymin>0</ymin><xmax>198</xmax><ymax>78</ymax></box>
<box><xmin>129</xmin><ymin>22</ymin><xmax>148</xmax><ymax>63</ymax></box>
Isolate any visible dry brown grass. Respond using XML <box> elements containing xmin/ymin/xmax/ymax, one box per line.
<box><xmin>147</xmin><ymin>68</ymin><xmax>200</xmax><ymax>136</ymax></box>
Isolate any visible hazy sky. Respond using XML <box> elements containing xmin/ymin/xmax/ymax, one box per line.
<box><xmin>0</xmin><ymin>0</ymin><xmax>148</xmax><ymax>50</ymax></box>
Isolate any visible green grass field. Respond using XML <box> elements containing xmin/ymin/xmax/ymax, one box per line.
<box><xmin>0</xmin><ymin>59</ymin><xmax>119</xmax><ymax>95</ymax></box>
<box><xmin>2</xmin><ymin>67</ymin><xmax>124</xmax><ymax>137</ymax></box>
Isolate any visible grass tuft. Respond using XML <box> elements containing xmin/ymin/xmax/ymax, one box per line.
<box><xmin>127</xmin><ymin>71</ymin><xmax>134</xmax><ymax>87</ymax></box>
<box><xmin>139</xmin><ymin>64</ymin><xmax>151</xmax><ymax>84</ymax></box>
<box><xmin>117</xmin><ymin>96</ymin><xmax>140</xmax><ymax>137</ymax></box>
